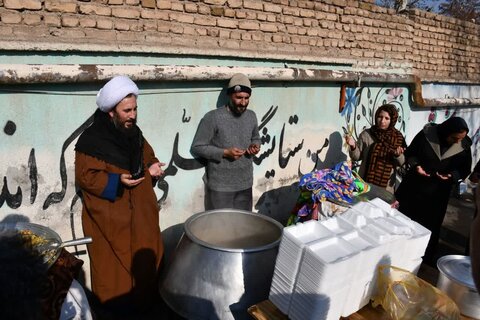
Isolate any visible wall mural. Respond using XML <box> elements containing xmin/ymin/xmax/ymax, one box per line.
<box><xmin>0</xmin><ymin>84</ymin><xmax>434</xmax><ymax>240</ymax></box>
<box><xmin>338</xmin><ymin>85</ymin><xmax>480</xmax><ymax>168</ymax></box>
<box><xmin>340</xmin><ymin>85</ymin><xmax>407</xmax><ymax>140</ymax></box>
<box><xmin>0</xmin><ymin>109</ymin><xmax>312</xmax><ymax>200</ymax></box>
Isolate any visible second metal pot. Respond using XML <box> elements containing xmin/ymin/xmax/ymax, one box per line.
<box><xmin>160</xmin><ymin>209</ymin><xmax>283</xmax><ymax>320</ymax></box>
<box><xmin>437</xmin><ymin>255</ymin><xmax>480</xmax><ymax>319</ymax></box>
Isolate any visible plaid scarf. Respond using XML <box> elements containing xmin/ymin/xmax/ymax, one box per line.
<box><xmin>365</xmin><ymin>104</ymin><xmax>405</xmax><ymax>187</ymax></box>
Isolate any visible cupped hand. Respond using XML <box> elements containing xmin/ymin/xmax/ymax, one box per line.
<box><xmin>393</xmin><ymin>146</ymin><xmax>405</xmax><ymax>157</ymax></box>
<box><xmin>345</xmin><ymin>135</ymin><xmax>356</xmax><ymax>149</ymax></box>
<box><xmin>246</xmin><ymin>144</ymin><xmax>260</xmax><ymax>155</ymax></box>
<box><xmin>149</xmin><ymin>162</ymin><xmax>165</xmax><ymax>178</ymax></box>
<box><xmin>436</xmin><ymin>172</ymin><xmax>452</xmax><ymax>181</ymax></box>
<box><xmin>416</xmin><ymin>165</ymin><xmax>430</xmax><ymax>177</ymax></box>
<box><xmin>224</xmin><ymin>147</ymin><xmax>245</xmax><ymax>160</ymax></box>
<box><xmin>120</xmin><ymin>173</ymin><xmax>144</xmax><ymax>187</ymax></box>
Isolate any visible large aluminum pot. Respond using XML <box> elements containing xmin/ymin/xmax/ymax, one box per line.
<box><xmin>437</xmin><ymin>255</ymin><xmax>480</xmax><ymax>319</ymax></box>
<box><xmin>160</xmin><ymin>209</ymin><xmax>283</xmax><ymax>320</ymax></box>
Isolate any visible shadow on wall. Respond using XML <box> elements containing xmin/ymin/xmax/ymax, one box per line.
<box><xmin>315</xmin><ymin>131</ymin><xmax>347</xmax><ymax>170</ymax></box>
<box><xmin>255</xmin><ymin>182</ymin><xmax>300</xmax><ymax>226</ymax></box>
<box><xmin>216</xmin><ymin>88</ymin><xmax>229</xmax><ymax>108</ymax></box>
<box><xmin>255</xmin><ymin>131</ymin><xmax>347</xmax><ymax>226</ymax></box>
<box><xmin>0</xmin><ymin>213</ymin><xmax>30</xmax><ymax>224</ymax></box>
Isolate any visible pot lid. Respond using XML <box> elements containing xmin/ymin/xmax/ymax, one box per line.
<box><xmin>437</xmin><ymin>255</ymin><xmax>476</xmax><ymax>290</ymax></box>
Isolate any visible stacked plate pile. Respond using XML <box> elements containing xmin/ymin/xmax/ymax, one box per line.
<box><xmin>338</xmin><ymin>229</ymin><xmax>382</xmax><ymax>316</ymax></box>
<box><xmin>269</xmin><ymin>220</ymin><xmax>333</xmax><ymax>315</ymax></box>
<box><xmin>269</xmin><ymin>198</ymin><xmax>431</xmax><ymax>319</ymax></box>
<box><xmin>368</xmin><ymin>198</ymin><xmax>431</xmax><ymax>264</ymax></box>
<box><xmin>289</xmin><ymin>237</ymin><xmax>360</xmax><ymax>320</ymax></box>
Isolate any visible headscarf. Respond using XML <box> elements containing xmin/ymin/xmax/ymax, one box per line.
<box><xmin>437</xmin><ymin>117</ymin><xmax>469</xmax><ymax>137</ymax></box>
<box><xmin>435</xmin><ymin>116</ymin><xmax>469</xmax><ymax>155</ymax></box>
<box><xmin>437</xmin><ymin>116</ymin><xmax>469</xmax><ymax>146</ymax></box>
<box><xmin>364</xmin><ymin>104</ymin><xmax>406</xmax><ymax>187</ymax></box>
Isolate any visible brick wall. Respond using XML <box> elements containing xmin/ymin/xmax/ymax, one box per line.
<box><xmin>0</xmin><ymin>0</ymin><xmax>479</xmax><ymax>83</ymax></box>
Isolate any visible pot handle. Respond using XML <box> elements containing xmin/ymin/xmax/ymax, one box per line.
<box><xmin>60</xmin><ymin>237</ymin><xmax>93</xmax><ymax>248</ymax></box>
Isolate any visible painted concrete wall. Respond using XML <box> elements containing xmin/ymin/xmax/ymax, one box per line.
<box><xmin>1</xmin><ymin>54</ymin><xmax>479</xmax><ymax>287</ymax></box>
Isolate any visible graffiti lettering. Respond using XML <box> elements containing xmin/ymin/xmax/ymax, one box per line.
<box><xmin>278</xmin><ymin>123</ymin><xmax>304</xmax><ymax>169</ymax></box>
<box><xmin>1</xmin><ymin>103</ymin><xmax>325</xmax><ymax>210</ymax></box>
<box><xmin>259</xmin><ymin>106</ymin><xmax>278</xmax><ymax>130</ymax></box>
<box><xmin>260</xmin><ymin>127</ymin><xmax>271</xmax><ymax>144</ymax></box>
<box><xmin>0</xmin><ymin>176</ymin><xmax>22</xmax><ymax>209</ymax></box>
<box><xmin>4</xmin><ymin>120</ymin><xmax>16</xmax><ymax>135</ymax></box>
<box><xmin>43</xmin><ymin>114</ymin><xmax>94</xmax><ymax>210</ymax></box>
<box><xmin>288</xmin><ymin>115</ymin><xmax>298</xmax><ymax>125</ymax></box>
<box><xmin>28</xmin><ymin>148</ymin><xmax>37</xmax><ymax>204</ymax></box>
<box><xmin>182</xmin><ymin>108</ymin><xmax>191</xmax><ymax>123</ymax></box>
<box><xmin>265</xmin><ymin>169</ymin><xmax>275</xmax><ymax>179</ymax></box>
<box><xmin>154</xmin><ymin>132</ymin><xmax>205</xmax><ymax>206</ymax></box>
<box><xmin>254</xmin><ymin>136</ymin><xmax>275</xmax><ymax>165</ymax></box>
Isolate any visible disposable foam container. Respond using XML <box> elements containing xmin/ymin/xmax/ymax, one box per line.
<box><xmin>351</xmin><ymin>201</ymin><xmax>386</xmax><ymax>219</ymax></box>
<box><xmin>270</xmin><ymin>221</ymin><xmax>334</xmax><ymax>314</ymax></box>
<box><xmin>338</xmin><ymin>209</ymin><xmax>369</xmax><ymax>228</ymax></box>
<box><xmin>392</xmin><ymin>213</ymin><xmax>431</xmax><ymax>260</ymax></box>
<box><xmin>290</xmin><ymin>285</ymin><xmax>349</xmax><ymax>320</ymax></box>
<box><xmin>296</xmin><ymin>236</ymin><xmax>360</xmax><ymax>291</ymax></box>
<box><xmin>320</xmin><ymin>216</ymin><xmax>356</xmax><ymax>235</ymax></box>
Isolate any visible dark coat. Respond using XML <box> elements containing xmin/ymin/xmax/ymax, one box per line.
<box><xmin>395</xmin><ymin>123</ymin><xmax>472</xmax><ymax>260</ymax></box>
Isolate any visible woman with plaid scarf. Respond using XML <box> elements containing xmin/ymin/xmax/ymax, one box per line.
<box><xmin>345</xmin><ymin>104</ymin><xmax>407</xmax><ymax>193</ymax></box>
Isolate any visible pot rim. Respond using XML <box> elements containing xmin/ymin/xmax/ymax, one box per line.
<box><xmin>184</xmin><ymin>209</ymin><xmax>283</xmax><ymax>253</ymax></box>
<box><xmin>437</xmin><ymin>255</ymin><xmax>477</xmax><ymax>291</ymax></box>
<box><xmin>0</xmin><ymin>221</ymin><xmax>62</xmax><ymax>268</ymax></box>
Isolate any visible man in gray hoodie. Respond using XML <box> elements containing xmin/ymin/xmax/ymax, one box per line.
<box><xmin>191</xmin><ymin>73</ymin><xmax>261</xmax><ymax>211</ymax></box>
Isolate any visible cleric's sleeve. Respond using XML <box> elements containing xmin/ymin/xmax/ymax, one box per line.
<box><xmin>143</xmin><ymin>138</ymin><xmax>159</xmax><ymax>168</ymax></box>
<box><xmin>75</xmin><ymin>151</ymin><xmax>121</xmax><ymax>202</ymax></box>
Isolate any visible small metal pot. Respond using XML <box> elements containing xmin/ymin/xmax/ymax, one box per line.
<box><xmin>0</xmin><ymin>222</ymin><xmax>91</xmax><ymax>268</ymax></box>
<box><xmin>160</xmin><ymin>209</ymin><xmax>283</xmax><ymax>320</ymax></box>
<box><xmin>437</xmin><ymin>255</ymin><xmax>480</xmax><ymax>319</ymax></box>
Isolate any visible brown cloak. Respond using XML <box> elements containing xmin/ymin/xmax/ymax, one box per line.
<box><xmin>75</xmin><ymin>140</ymin><xmax>163</xmax><ymax>309</ymax></box>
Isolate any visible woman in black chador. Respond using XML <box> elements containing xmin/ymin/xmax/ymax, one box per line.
<box><xmin>395</xmin><ymin>117</ymin><xmax>472</xmax><ymax>264</ymax></box>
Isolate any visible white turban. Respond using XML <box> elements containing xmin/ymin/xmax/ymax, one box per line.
<box><xmin>96</xmin><ymin>75</ymin><xmax>139</xmax><ymax>112</ymax></box>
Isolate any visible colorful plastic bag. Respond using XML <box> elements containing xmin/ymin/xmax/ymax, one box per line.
<box><xmin>372</xmin><ymin>265</ymin><xmax>460</xmax><ymax>320</ymax></box>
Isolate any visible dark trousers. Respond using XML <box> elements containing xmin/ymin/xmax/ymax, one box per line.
<box><xmin>204</xmin><ymin>186</ymin><xmax>253</xmax><ymax>211</ymax></box>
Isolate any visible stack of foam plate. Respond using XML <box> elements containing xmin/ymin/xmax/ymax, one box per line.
<box><xmin>351</xmin><ymin>201</ymin><xmax>386</xmax><ymax>219</ymax></box>
<box><xmin>321</xmin><ymin>216</ymin><xmax>356</xmax><ymax>235</ymax></box>
<box><xmin>391</xmin><ymin>211</ymin><xmax>431</xmax><ymax>270</ymax></box>
<box><xmin>289</xmin><ymin>236</ymin><xmax>360</xmax><ymax>320</ymax></box>
<box><xmin>338</xmin><ymin>228</ymin><xmax>382</xmax><ymax>316</ymax></box>
<box><xmin>269</xmin><ymin>220</ymin><xmax>333</xmax><ymax>314</ymax></box>
<box><xmin>369</xmin><ymin>198</ymin><xmax>431</xmax><ymax>271</ymax></box>
<box><xmin>269</xmin><ymin>198</ymin><xmax>432</xmax><ymax>319</ymax></box>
